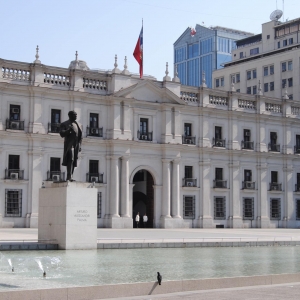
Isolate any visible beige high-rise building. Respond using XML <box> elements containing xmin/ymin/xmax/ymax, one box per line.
<box><xmin>213</xmin><ymin>17</ymin><xmax>300</xmax><ymax>101</ymax></box>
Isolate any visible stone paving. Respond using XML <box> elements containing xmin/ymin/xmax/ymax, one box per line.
<box><xmin>1</xmin><ymin>228</ymin><xmax>300</xmax><ymax>242</ymax></box>
<box><xmin>108</xmin><ymin>282</ymin><xmax>300</xmax><ymax>300</ymax></box>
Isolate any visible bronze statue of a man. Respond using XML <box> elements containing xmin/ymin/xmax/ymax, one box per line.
<box><xmin>59</xmin><ymin>111</ymin><xmax>82</xmax><ymax>181</ymax></box>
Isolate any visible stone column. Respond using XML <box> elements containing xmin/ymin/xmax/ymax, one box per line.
<box><xmin>229</xmin><ymin>161</ymin><xmax>242</xmax><ymax>228</ymax></box>
<box><xmin>172</xmin><ymin>159</ymin><xmax>181</xmax><ymax>218</ymax></box>
<box><xmin>121</xmin><ymin>156</ymin><xmax>130</xmax><ymax>218</ymax></box>
<box><xmin>109</xmin><ymin>156</ymin><xmax>120</xmax><ymax>218</ymax></box>
<box><xmin>283</xmin><ymin>164</ymin><xmax>294</xmax><ymax>228</ymax></box>
<box><xmin>27</xmin><ymin>148</ymin><xmax>44</xmax><ymax>228</ymax></box>
<box><xmin>199</xmin><ymin>159</ymin><xmax>213</xmax><ymax>228</ymax></box>
<box><xmin>257</xmin><ymin>162</ymin><xmax>269</xmax><ymax>228</ymax></box>
<box><xmin>161</xmin><ymin>159</ymin><xmax>171</xmax><ymax>225</ymax></box>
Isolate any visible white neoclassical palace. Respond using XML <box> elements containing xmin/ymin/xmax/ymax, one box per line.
<box><xmin>1</xmin><ymin>50</ymin><xmax>300</xmax><ymax>229</ymax></box>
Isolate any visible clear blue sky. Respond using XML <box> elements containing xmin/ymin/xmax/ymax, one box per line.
<box><xmin>0</xmin><ymin>0</ymin><xmax>299</xmax><ymax>80</ymax></box>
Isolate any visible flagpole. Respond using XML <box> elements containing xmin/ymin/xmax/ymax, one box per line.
<box><xmin>142</xmin><ymin>18</ymin><xmax>143</xmax><ymax>79</ymax></box>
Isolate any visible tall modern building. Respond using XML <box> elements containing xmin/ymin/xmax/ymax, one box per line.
<box><xmin>213</xmin><ymin>17</ymin><xmax>300</xmax><ymax>101</ymax></box>
<box><xmin>174</xmin><ymin>24</ymin><xmax>253</xmax><ymax>88</ymax></box>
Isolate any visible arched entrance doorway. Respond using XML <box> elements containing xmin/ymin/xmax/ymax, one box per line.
<box><xmin>132</xmin><ymin>170</ymin><xmax>154</xmax><ymax>228</ymax></box>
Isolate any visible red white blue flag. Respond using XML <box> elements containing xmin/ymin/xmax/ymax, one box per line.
<box><xmin>190</xmin><ymin>27</ymin><xmax>196</xmax><ymax>37</ymax></box>
<box><xmin>133</xmin><ymin>26</ymin><xmax>143</xmax><ymax>78</ymax></box>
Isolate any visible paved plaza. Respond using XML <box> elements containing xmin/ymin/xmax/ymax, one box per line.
<box><xmin>109</xmin><ymin>282</ymin><xmax>300</xmax><ymax>300</ymax></box>
<box><xmin>0</xmin><ymin>228</ymin><xmax>300</xmax><ymax>243</ymax></box>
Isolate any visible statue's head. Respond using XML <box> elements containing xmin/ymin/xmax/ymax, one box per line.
<box><xmin>68</xmin><ymin>111</ymin><xmax>77</xmax><ymax>122</ymax></box>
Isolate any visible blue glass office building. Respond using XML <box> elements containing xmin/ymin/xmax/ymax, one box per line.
<box><xmin>174</xmin><ymin>25</ymin><xmax>253</xmax><ymax>88</ymax></box>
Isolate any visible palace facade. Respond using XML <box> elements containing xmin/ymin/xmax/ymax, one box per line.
<box><xmin>1</xmin><ymin>52</ymin><xmax>300</xmax><ymax>229</ymax></box>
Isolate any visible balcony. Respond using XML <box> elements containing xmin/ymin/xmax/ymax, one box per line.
<box><xmin>268</xmin><ymin>143</ymin><xmax>280</xmax><ymax>152</ymax></box>
<box><xmin>295</xmin><ymin>184</ymin><xmax>300</xmax><ymax>192</ymax></box>
<box><xmin>46</xmin><ymin>171</ymin><xmax>65</xmax><ymax>182</ymax></box>
<box><xmin>213</xmin><ymin>180</ymin><xmax>227</xmax><ymax>188</ymax></box>
<box><xmin>6</xmin><ymin>119</ymin><xmax>24</xmax><ymax>130</ymax></box>
<box><xmin>86</xmin><ymin>126</ymin><xmax>103</xmax><ymax>137</ymax></box>
<box><xmin>138</xmin><ymin>131</ymin><xmax>152</xmax><ymax>141</ymax></box>
<box><xmin>241</xmin><ymin>141</ymin><xmax>254</xmax><ymax>150</ymax></box>
<box><xmin>242</xmin><ymin>181</ymin><xmax>255</xmax><ymax>190</ymax></box>
<box><xmin>5</xmin><ymin>169</ymin><xmax>24</xmax><ymax>180</ymax></box>
<box><xmin>294</xmin><ymin>146</ymin><xmax>300</xmax><ymax>154</ymax></box>
<box><xmin>269</xmin><ymin>183</ymin><xmax>282</xmax><ymax>191</ymax></box>
<box><xmin>86</xmin><ymin>173</ymin><xmax>104</xmax><ymax>183</ymax></box>
<box><xmin>182</xmin><ymin>178</ymin><xmax>197</xmax><ymax>187</ymax></box>
<box><xmin>48</xmin><ymin>123</ymin><xmax>60</xmax><ymax>133</ymax></box>
<box><xmin>182</xmin><ymin>136</ymin><xmax>196</xmax><ymax>145</ymax></box>
<box><xmin>212</xmin><ymin>138</ymin><xmax>226</xmax><ymax>148</ymax></box>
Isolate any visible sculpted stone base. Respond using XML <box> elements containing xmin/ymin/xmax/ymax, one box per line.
<box><xmin>160</xmin><ymin>216</ymin><xmax>184</xmax><ymax>228</ymax></box>
<box><xmin>104</xmin><ymin>216</ymin><xmax>133</xmax><ymax>228</ymax></box>
<box><xmin>38</xmin><ymin>182</ymin><xmax>98</xmax><ymax>250</ymax></box>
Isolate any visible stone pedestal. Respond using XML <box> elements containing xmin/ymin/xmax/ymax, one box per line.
<box><xmin>38</xmin><ymin>182</ymin><xmax>98</xmax><ymax>250</ymax></box>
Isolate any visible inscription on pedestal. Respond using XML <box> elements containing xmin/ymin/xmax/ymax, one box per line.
<box><xmin>74</xmin><ymin>210</ymin><xmax>90</xmax><ymax>222</ymax></box>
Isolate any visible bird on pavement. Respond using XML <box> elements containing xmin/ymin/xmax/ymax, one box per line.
<box><xmin>157</xmin><ymin>272</ymin><xmax>162</xmax><ymax>285</ymax></box>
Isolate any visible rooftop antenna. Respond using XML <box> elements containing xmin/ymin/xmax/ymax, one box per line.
<box><xmin>270</xmin><ymin>9</ymin><xmax>283</xmax><ymax>21</ymax></box>
<box><xmin>283</xmin><ymin>0</ymin><xmax>284</xmax><ymax>22</ymax></box>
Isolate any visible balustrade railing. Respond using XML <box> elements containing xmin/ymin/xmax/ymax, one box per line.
<box><xmin>83</xmin><ymin>78</ymin><xmax>107</xmax><ymax>91</ymax></box>
<box><xmin>138</xmin><ymin>131</ymin><xmax>152</xmax><ymax>141</ymax></box>
<box><xmin>180</xmin><ymin>91</ymin><xmax>198</xmax><ymax>103</ymax></box>
<box><xmin>265</xmin><ymin>103</ymin><xmax>282</xmax><ymax>113</ymax></box>
<box><xmin>295</xmin><ymin>184</ymin><xmax>300</xmax><ymax>192</ymax></box>
<box><xmin>291</xmin><ymin>107</ymin><xmax>300</xmax><ymax>115</ymax></box>
<box><xmin>182</xmin><ymin>178</ymin><xmax>197</xmax><ymax>187</ymax></box>
<box><xmin>238</xmin><ymin>99</ymin><xmax>256</xmax><ymax>110</ymax></box>
<box><xmin>44</xmin><ymin>73</ymin><xmax>70</xmax><ymax>86</ymax></box>
<box><xmin>5</xmin><ymin>169</ymin><xmax>24</xmax><ymax>180</ymax></box>
<box><xmin>213</xmin><ymin>180</ymin><xmax>227</xmax><ymax>188</ymax></box>
<box><xmin>241</xmin><ymin>141</ymin><xmax>254</xmax><ymax>150</ymax></box>
<box><xmin>268</xmin><ymin>143</ymin><xmax>280</xmax><ymax>152</ymax></box>
<box><xmin>46</xmin><ymin>171</ymin><xmax>65</xmax><ymax>182</ymax></box>
<box><xmin>86</xmin><ymin>126</ymin><xmax>103</xmax><ymax>137</ymax></box>
<box><xmin>48</xmin><ymin>123</ymin><xmax>60</xmax><ymax>133</ymax></box>
<box><xmin>86</xmin><ymin>173</ymin><xmax>104</xmax><ymax>183</ymax></box>
<box><xmin>2</xmin><ymin>67</ymin><xmax>30</xmax><ymax>81</ymax></box>
<box><xmin>212</xmin><ymin>138</ymin><xmax>226</xmax><ymax>147</ymax></box>
<box><xmin>182</xmin><ymin>136</ymin><xmax>196</xmax><ymax>145</ymax></box>
<box><xmin>242</xmin><ymin>181</ymin><xmax>255</xmax><ymax>189</ymax></box>
<box><xmin>6</xmin><ymin>119</ymin><xmax>24</xmax><ymax>130</ymax></box>
<box><xmin>209</xmin><ymin>95</ymin><xmax>228</xmax><ymax>106</ymax></box>
<box><xmin>269</xmin><ymin>183</ymin><xmax>282</xmax><ymax>191</ymax></box>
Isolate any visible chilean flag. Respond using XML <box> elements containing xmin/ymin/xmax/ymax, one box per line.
<box><xmin>133</xmin><ymin>26</ymin><xmax>143</xmax><ymax>78</ymax></box>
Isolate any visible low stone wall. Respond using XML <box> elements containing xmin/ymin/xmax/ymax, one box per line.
<box><xmin>1</xmin><ymin>273</ymin><xmax>300</xmax><ymax>300</ymax></box>
<box><xmin>0</xmin><ymin>243</ymin><xmax>58</xmax><ymax>251</ymax></box>
<box><xmin>97</xmin><ymin>240</ymin><xmax>300</xmax><ymax>249</ymax></box>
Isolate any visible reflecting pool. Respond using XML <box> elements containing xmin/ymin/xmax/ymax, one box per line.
<box><xmin>0</xmin><ymin>247</ymin><xmax>300</xmax><ymax>291</ymax></box>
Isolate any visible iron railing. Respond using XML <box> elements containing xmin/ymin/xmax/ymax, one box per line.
<box><xmin>6</xmin><ymin>119</ymin><xmax>24</xmax><ymax>130</ymax></box>
<box><xmin>294</xmin><ymin>146</ymin><xmax>300</xmax><ymax>154</ymax></box>
<box><xmin>48</xmin><ymin>123</ymin><xmax>60</xmax><ymax>133</ymax></box>
<box><xmin>86</xmin><ymin>173</ymin><xmax>104</xmax><ymax>183</ymax></box>
<box><xmin>182</xmin><ymin>178</ymin><xmax>197</xmax><ymax>187</ymax></box>
<box><xmin>268</xmin><ymin>143</ymin><xmax>280</xmax><ymax>152</ymax></box>
<box><xmin>213</xmin><ymin>180</ymin><xmax>227</xmax><ymax>188</ymax></box>
<box><xmin>212</xmin><ymin>138</ymin><xmax>226</xmax><ymax>148</ymax></box>
<box><xmin>138</xmin><ymin>131</ymin><xmax>153</xmax><ymax>141</ymax></box>
<box><xmin>269</xmin><ymin>183</ymin><xmax>282</xmax><ymax>191</ymax></box>
<box><xmin>182</xmin><ymin>136</ymin><xmax>196</xmax><ymax>145</ymax></box>
<box><xmin>241</xmin><ymin>141</ymin><xmax>254</xmax><ymax>150</ymax></box>
<box><xmin>46</xmin><ymin>171</ymin><xmax>65</xmax><ymax>182</ymax></box>
<box><xmin>242</xmin><ymin>181</ymin><xmax>255</xmax><ymax>189</ymax></box>
<box><xmin>5</xmin><ymin>169</ymin><xmax>24</xmax><ymax>180</ymax></box>
<box><xmin>86</xmin><ymin>126</ymin><xmax>103</xmax><ymax>137</ymax></box>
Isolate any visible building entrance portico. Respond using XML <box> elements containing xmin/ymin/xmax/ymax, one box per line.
<box><xmin>132</xmin><ymin>170</ymin><xmax>154</xmax><ymax>228</ymax></box>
